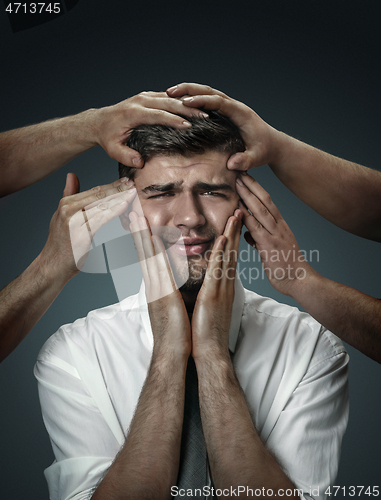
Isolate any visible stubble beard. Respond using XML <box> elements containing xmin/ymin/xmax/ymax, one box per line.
<box><xmin>165</xmin><ymin>250</ymin><xmax>207</xmax><ymax>293</ymax></box>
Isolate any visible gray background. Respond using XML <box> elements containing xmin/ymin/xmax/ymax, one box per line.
<box><xmin>0</xmin><ymin>0</ymin><xmax>380</xmax><ymax>498</ymax></box>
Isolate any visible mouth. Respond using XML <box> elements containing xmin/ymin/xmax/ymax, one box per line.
<box><xmin>169</xmin><ymin>238</ymin><xmax>213</xmax><ymax>256</ymax></box>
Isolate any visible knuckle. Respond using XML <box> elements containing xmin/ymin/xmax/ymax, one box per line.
<box><xmin>58</xmin><ymin>201</ymin><xmax>70</xmax><ymax>220</ymax></box>
<box><xmin>259</xmin><ymin>205</ymin><xmax>269</xmax><ymax>217</ymax></box>
<box><xmin>263</xmin><ymin>193</ymin><xmax>272</xmax><ymax>206</ymax></box>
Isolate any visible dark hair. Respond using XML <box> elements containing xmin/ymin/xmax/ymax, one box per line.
<box><xmin>118</xmin><ymin>111</ymin><xmax>245</xmax><ymax>180</ymax></box>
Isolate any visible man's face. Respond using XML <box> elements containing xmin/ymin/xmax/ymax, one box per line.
<box><xmin>131</xmin><ymin>151</ymin><xmax>240</xmax><ymax>291</ymax></box>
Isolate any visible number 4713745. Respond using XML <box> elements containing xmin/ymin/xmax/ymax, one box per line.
<box><xmin>5</xmin><ymin>3</ymin><xmax>61</xmax><ymax>14</ymax></box>
<box><xmin>325</xmin><ymin>486</ymin><xmax>379</xmax><ymax>496</ymax></box>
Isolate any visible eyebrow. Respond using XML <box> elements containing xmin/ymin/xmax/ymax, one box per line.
<box><xmin>141</xmin><ymin>182</ymin><xmax>183</xmax><ymax>194</ymax></box>
<box><xmin>141</xmin><ymin>181</ymin><xmax>234</xmax><ymax>195</ymax></box>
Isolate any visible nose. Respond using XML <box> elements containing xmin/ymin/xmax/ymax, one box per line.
<box><xmin>173</xmin><ymin>193</ymin><xmax>206</xmax><ymax>230</ymax></box>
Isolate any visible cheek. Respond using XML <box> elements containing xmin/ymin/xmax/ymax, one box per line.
<box><xmin>205</xmin><ymin>198</ymin><xmax>240</xmax><ymax>233</ymax></box>
<box><xmin>136</xmin><ymin>199</ymin><xmax>173</xmax><ymax>227</ymax></box>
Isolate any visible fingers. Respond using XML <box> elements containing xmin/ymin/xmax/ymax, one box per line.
<box><xmin>151</xmin><ymin>235</ymin><xmax>177</xmax><ymax>293</ymax></box>
<box><xmin>236</xmin><ymin>175</ymin><xmax>282</xmax><ymax>233</ymax></box>
<box><xmin>221</xmin><ymin>213</ymin><xmax>242</xmax><ymax>277</ymax></box>
<box><xmin>137</xmin><ymin>92</ymin><xmax>210</xmax><ymax>120</ymax></box>
<box><xmin>81</xmin><ymin>188</ymin><xmax>136</xmax><ymax>234</ymax></box>
<box><xmin>129</xmin><ymin>212</ymin><xmax>177</xmax><ymax>301</ymax></box>
<box><xmin>227</xmin><ymin>151</ymin><xmax>263</xmax><ymax>171</ymax></box>
<box><xmin>181</xmin><ymin>94</ymin><xmax>232</xmax><ymax>115</ymax></box>
<box><xmin>61</xmin><ymin>178</ymin><xmax>136</xmax><ymax>216</ymax></box>
<box><xmin>129</xmin><ymin>212</ymin><xmax>150</xmax><ymax>284</ymax></box>
<box><xmin>108</xmin><ymin>143</ymin><xmax>144</xmax><ymax>168</ymax></box>
<box><xmin>205</xmin><ymin>212</ymin><xmax>242</xmax><ymax>287</ymax></box>
<box><xmin>166</xmin><ymin>83</ymin><xmax>227</xmax><ymax>98</ymax></box>
<box><xmin>204</xmin><ymin>236</ymin><xmax>227</xmax><ymax>287</ymax></box>
<box><xmin>63</xmin><ymin>173</ymin><xmax>80</xmax><ymax>197</ymax></box>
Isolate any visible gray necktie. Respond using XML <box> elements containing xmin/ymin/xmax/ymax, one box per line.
<box><xmin>176</xmin><ymin>356</ymin><xmax>208</xmax><ymax>497</ymax></box>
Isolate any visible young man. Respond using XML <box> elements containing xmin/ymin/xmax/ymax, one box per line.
<box><xmin>35</xmin><ymin>113</ymin><xmax>348</xmax><ymax>500</ymax></box>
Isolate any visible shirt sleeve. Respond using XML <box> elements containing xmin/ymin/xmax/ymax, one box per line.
<box><xmin>34</xmin><ymin>332</ymin><xmax>121</xmax><ymax>500</ymax></box>
<box><xmin>265</xmin><ymin>330</ymin><xmax>349</xmax><ymax>500</ymax></box>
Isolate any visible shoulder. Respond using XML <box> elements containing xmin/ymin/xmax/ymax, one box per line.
<box><xmin>240</xmin><ymin>288</ymin><xmax>346</xmax><ymax>362</ymax></box>
<box><xmin>36</xmin><ymin>292</ymin><xmax>141</xmax><ymax>365</ymax></box>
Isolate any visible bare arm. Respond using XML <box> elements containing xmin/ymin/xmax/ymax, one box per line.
<box><xmin>192</xmin><ymin>214</ymin><xmax>298</xmax><ymax>497</ymax></box>
<box><xmin>92</xmin><ymin>348</ymin><xmax>187</xmax><ymax>500</ymax></box>
<box><xmin>0</xmin><ymin>111</ymin><xmax>96</xmax><ymax>197</ymax></box>
<box><xmin>92</xmin><ymin>214</ymin><xmax>191</xmax><ymax>499</ymax></box>
<box><xmin>196</xmin><ymin>355</ymin><xmax>297</xmax><ymax>496</ymax></box>
<box><xmin>167</xmin><ymin>83</ymin><xmax>381</xmax><ymax>242</ymax></box>
<box><xmin>0</xmin><ymin>92</ymin><xmax>205</xmax><ymax>197</ymax></box>
<box><xmin>0</xmin><ymin>175</ymin><xmax>136</xmax><ymax>362</ymax></box>
<box><xmin>236</xmin><ymin>174</ymin><xmax>381</xmax><ymax>363</ymax></box>
<box><xmin>269</xmin><ymin>133</ymin><xmax>381</xmax><ymax>241</ymax></box>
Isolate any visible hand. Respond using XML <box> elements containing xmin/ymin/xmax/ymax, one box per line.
<box><xmin>40</xmin><ymin>173</ymin><xmax>137</xmax><ymax>280</ymax></box>
<box><xmin>236</xmin><ymin>174</ymin><xmax>315</xmax><ymax>296</ymax></box>
<box><xmin>129</xmin><ymin>212</ymin><xmax>191</xmax><ymax>359</ymax></box>
<box><xmin>93</xmin><ymin>91</ymin><xmax>209</xmax><ymax>168</ymax></box>
<box><xmin>191</xmin><ymin>210</ymin><xmax>242</xmax><ymax>361</ymax></box>
<box><xmin>166</xmin><ymin>83</ymin><xmax>281</xmax><ymax>172</ymax></box>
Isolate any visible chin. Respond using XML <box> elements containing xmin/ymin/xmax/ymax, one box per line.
<box><xmin>170</xmin><ymin>254</ymin><xmax>207</xmax><ymax>293</ymax></box>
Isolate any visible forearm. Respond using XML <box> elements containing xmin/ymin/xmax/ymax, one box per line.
<box><xmin>290</xmin><ymin>270</ymin><xmax>381</xmax><ymax>363</ymax></box>
<box><xmin>92</xmin><ymin>348</ymin><xmax>187</xmax><ymax>500</ymax></box>
<box><xmin>0</xmin><ymin>109</ymin><xmax>99</xmax><ymax>197</ymax></box>
<box><xmin>269</xmin><ymin>132</ymin><xmax>381</xmax><ymax>241</ymax></box>
<box><xmin>0</xmin><ymin>253</ymin><xmax>71</xmax><ymax>362</ymax></box>
<box><xmin>195</xmin><ymin>350</ymin><xmax>298</xmax><ymax>498</ymax></box>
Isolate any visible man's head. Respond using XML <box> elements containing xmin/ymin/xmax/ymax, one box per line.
<box><xmin>119</xmin><ymin>112</ymin><xmax>244</xmax><ymax>294</ymax></box>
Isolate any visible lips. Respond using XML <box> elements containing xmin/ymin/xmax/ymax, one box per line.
<box><xmin>169</xmin><ymin>238</ymin><xmax>212</xmax><ymax>256</ymax></box>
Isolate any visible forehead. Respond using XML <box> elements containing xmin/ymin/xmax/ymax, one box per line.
<box><xmin>134</xmin><ymin>151</ymin><xmax>237</xmax><ymax>187</ymax></box>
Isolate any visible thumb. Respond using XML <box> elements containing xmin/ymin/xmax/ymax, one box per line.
<box><xmin>63</xmin><ymin>173</ymin><xmax>80</xmax><ymax>197</ymax></box>
<box><xmin>108</xmin><ymin>143</ymin><xmax>144</xmax><ymax>168</ymax></box>
<box><xmin>227</xmin><ymin>150</ymin><xmax>262</xmax><ymax>171</ymax></box>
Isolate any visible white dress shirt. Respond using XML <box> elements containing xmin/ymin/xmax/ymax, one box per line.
<box><xmin>34</xmin><ymin>278</ymin><xmax>349</xmax><ymax>500</ymax></box>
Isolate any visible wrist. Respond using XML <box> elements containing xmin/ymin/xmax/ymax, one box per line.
<box><xmin>74</xmin><ymin>108</ymin><xmax>103</xmax><ymax>148</ymax></box>
<box><xmin>286</xmin><ymin>266</ymin><xmax>323</xmax><ymax>302</ymax></box>
<box><xmin>194</xmin><ymin>349</ymin><xmax>234</xmax><ymax>381</ymax></box>
<box><xmin>35</xmin><ymin>249</ymin><xmax>77</xmax><ymax>289</ymax></box>
<box><xmin>267</xmin><ymin>129</ymin><xmax>295</xmax><ymax>168</ymax></box>
<box><xmin>193</xmin><ymin>341</ymin><xmax>232</xmax><ymax>367</ymax></box>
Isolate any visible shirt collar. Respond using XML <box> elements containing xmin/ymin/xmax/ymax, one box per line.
<box><xmin>137</xmin><ymin>275</ymin><xmax>245</xmax><ymax>354</ymax></box>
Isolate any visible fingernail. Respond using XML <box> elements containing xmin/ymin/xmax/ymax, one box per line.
<box><xmin>120</xmin><ymin>177</ymin><xmax>128</xmax><ymax>182</ymax></box>
<box><xmin>200</xmin><ymin>112</ymin><xmax>209</xmax><ymax>118</ymax></box>
<box><xmin>182</xmin><ymin>121</ymin><xmax>192</xmax><ymax>128</ymax></box>
<box><xmin>167</xmin><ymin>85</ymin><xmax>178</xmax><ymax>93</ymax></box>
<box><xmin>183</xmin><ymin>97</ymin><xmax>194</xmax><ymax>102</ymax></box>
<box><xmin>126</xmin><ymin>181</ymin><xmax>135</xmax><ymax>189</ymax></box>
<box><xmin>236</xmin><ymin>178</ymin><xmax>243</xmax><ymax>186</ymax></box>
